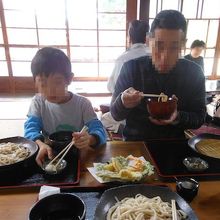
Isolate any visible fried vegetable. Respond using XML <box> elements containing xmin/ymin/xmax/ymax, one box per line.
<box><xmin>94</xmin><ymin>155</ymin><xmax>154</xmax><ymax>182</ymax></box>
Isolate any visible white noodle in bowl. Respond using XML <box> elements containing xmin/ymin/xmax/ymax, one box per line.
<box><xmin>94</xmin><ymin>184</ymin><xmax>198</xmax><ymax>220</ymax></box>
<box><xmin>0</xmin><ymin>142</ymin><xmax>31</xmax><ymax>166</ymax></box>
<box><xmin>107</xmin><ymin>194</ymin><xmax>187</xmax><ymax>220</ymax></box>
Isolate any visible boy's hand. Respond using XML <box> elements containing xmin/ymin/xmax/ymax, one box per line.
<box><xmin>72</xmin><ymin>130</ymin><xmax>93</xmax><ymax>149</ymax></box>
<box><xmin>35</xmin><ymin>140</ymin><xmax>53</xmax><ymax>167</ymax></box>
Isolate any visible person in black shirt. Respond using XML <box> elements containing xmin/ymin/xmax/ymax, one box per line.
<box><xmin>184</xmin><ymin>40</ymin><xmax>206</xmax><ymax>71</ymax></box>
<box><xmin>110</xmin><ymin>10</ymin><xmax>206</xmax><ymax>141</ymax></box>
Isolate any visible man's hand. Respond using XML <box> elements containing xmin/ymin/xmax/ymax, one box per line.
<box><xmin>149</xmin><ymin>110</ymin><xmax>178</xmax><ymax>125</ymax></box>
<box><xmin>149</xmin><ymin>95</ymin><xmax>179</xmax><ymax>125</ymax></box>
<box><xmin>121</xmin><ymin>87</ymin><xmax>143</xmax><ymax>108</ymax></box>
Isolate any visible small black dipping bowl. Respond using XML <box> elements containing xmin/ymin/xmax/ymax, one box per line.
<box><xmin>29</xmin><ymin>193</ymin><xmax>86</xmax><ymax>220</ymax></box>
<box><xmin>48</xmin><ymin>131</ymin><xmax>73</xmax><ymax>153</ymax></box>
<box><xmin>176</xmin><ymin>178</ymin><xmax>199</xmax><ymax>202</ymax></box>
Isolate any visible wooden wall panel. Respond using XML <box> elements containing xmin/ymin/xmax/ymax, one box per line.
<box><xmin>0</xmin><ymin>77</ymin><xmax>36</xmax><ymax>95</ymax></box>
<box><xmin>0</xmin><ymin>77</ymin><xmax>10</xmax><ymax>93</ymax></box>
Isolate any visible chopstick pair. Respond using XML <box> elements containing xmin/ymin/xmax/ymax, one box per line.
<box><xmin>141</xmin><ymin>93</ymin><xmax>168</xmax><ymax>98</ymax></box>
<box><xmin>141</xmin><ymin>93</ymin><xmax>163</xmax><ymax>98</ymax></box>
<box><xmin>171</xmin><ymin>199</ymin><xmax>178</xmax><ymax>220</ymax></box>
<box><xmin>46</xmin><ymin>126</ymin><xmax>89</xmax><ymax>168</ymax></box>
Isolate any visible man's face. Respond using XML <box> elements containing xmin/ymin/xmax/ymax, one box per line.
<box><xmin>191</xmin><ymin>47</ymin><xmax>204</xmax><ymax>58</ymax></box>
<box><xmin>149</xmin><ymin>29</ymin><xmax>184</xmax><ymax>74</ymax></box>
<box><xmin>35</xmin><ymin>73</ymin><xmax>68</xmax><ymax>103</ymax></box>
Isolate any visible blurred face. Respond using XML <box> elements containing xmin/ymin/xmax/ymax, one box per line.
<box><xmin>35</xmin><ymin>73</ymin><xmax>70</xmax><ymax>103</ymax></box>
<box><xmin>191</xmin><ymin>47</ymin><xmax>204</xmax><ymax>58</ymax></box>
<box><xmin>149</xmin><ymin>29</ymin><xmax>184</xmax><ymax>74</ymax></box>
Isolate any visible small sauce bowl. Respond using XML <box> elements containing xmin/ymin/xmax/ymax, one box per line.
<box><xmin>183</xmin><ymin>157</ymin><xmax>209</xmax><ymax>172</ymax></box>
<box><xmin>176</xmin><ymin>178</ymin><xmax>199</xmax><ymax>202</ymax></box>
<box><xmin>42</xmin><ymin>159</ymin><xmax>67</xmax><ymax>175</ymax></box>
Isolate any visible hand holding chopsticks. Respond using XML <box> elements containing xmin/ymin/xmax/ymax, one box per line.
<box><xmin>45</xmin><ymin>126</ymin><xmax>88</xmax><ymax>171</ymax></box>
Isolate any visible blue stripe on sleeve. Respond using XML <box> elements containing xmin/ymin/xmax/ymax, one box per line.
<box><xmin>24</xmin><ymin>115</ymin><xmax>44</xmax><ymax>141</ymax></box>
<box><xmin>85</xmin><ymin>119</ymin><xmax>107</xmax><ymax>147</ymax></box>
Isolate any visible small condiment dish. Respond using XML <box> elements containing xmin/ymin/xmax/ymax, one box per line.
<box><xmin>183</xmin><ymin>157</ymin><xmax>209</xmax><ymax>172</ymax></box>
<box><xmin>42</xmin><ymin>159</ymin><xmax>67</xmax><ymax>175</ymax></box>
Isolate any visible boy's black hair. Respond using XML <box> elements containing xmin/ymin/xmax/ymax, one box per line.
<box><xmin>191</xmin><ymin>40</ymin><xmax>206</xmax><ymax>49</ymax></box>
<box><xmin>128</xmin><ymin>20</ymin><xmax>149</xmax><ymax>44</ymax></box>
<box><xmin>150</xmin><ymin>10</ymin><xmax>187</xmax><ymax>38</ymax></box>
<box><xmin>31</xmin><ymin>47</ymin><xmax>72</xmax><ymax>79</ymax></box>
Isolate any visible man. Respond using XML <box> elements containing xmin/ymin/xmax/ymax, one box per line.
<box><xmin>107</xmin><ymin>20</ymin><xmax>150</xmax><ymax>93</ymax></box>
<box><xmin>110</xmin><ymin>10</ymin><xmax>206</xmax><ymax>141</ymax></box>
<box><xmin>185</xmin><ymin>40</ymin><xmax>206</xmax><ymax>71</ymax></box>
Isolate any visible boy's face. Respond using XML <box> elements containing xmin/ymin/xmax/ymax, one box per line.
<box><xmin>35</xmin><ymin>73</ymin><xmax>70</xmax><ymax>103</ymax></box>
<box><xmin>149</xmin><ymin>29</ymin><xmax>184</xmax><ymax>74</ymax></box>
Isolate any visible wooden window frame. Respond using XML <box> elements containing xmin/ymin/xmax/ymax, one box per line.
<box><xmin>0</xmin><ymin>0</ymin><xmax>137</xmax><ymax>95</ymax></box>
<box><xmin>1</xmin><ymin>0</ymin><xmax>219</xmax><ymax>95</ymax></box>
<box><xmin>144</xmin><ymin>0</ymin><xmax>220</xmax><ymax>80</ymax></box>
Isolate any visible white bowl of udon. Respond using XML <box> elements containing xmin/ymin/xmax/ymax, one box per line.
<box><xmin>0</xmin><ymin>136</ymin><xmax>38</xmax><ymax>170</ymax></box>
<box><xmin>94</xmin><ymin>184</ymin><xmax>198</xmax><ymax>220</ymax></box>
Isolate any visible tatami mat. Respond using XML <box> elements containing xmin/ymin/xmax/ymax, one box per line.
<box><xmin>0</xmin><ymin>98</ymin><xmax>31</xmax><ymax>120</ymax></box>
<box><xmin>0</xmin><ymin>119</ymin><xmax>25</xmax><ymax>139</ymax></box>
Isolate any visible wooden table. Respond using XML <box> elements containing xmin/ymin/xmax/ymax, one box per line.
<box><xmin>0</xmin><ymin>141</ymin><xmax>220</xmax><ymax>220</ymax></box>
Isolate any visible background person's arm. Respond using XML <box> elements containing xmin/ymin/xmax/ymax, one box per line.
<box><xmin>110</xmin><ymin>61</ymin><xmax>136</xmax><ymax>121</ymax></box>
<box><xmin>107</xmin><ymin>60</ymin><xmax>124</xmax><ymax>93</ymax></box>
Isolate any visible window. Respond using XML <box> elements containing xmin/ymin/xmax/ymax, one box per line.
<box><xmin>1</xmin><ymin>0</ymin><xmax>219</xmax><ymax>94</ymax></box>
<box><xmin>0</xmin><ymin>0</ymin><xmax>126</xmax><ymax>78</ymax></box>
<box><xmin>149</xmin><ymin>0</ymin><xmax>220</xmax><ymax>77</ymax></box>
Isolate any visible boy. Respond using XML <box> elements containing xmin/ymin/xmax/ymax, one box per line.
<box><xmin>24</xmin><ymin>47</ymin><xmax>106</xmax><ymax>166</ymax></box>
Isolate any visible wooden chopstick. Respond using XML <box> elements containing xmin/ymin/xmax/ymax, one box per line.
<box><xmin>171</xmin><ymin>199</ymin><xmax>178</xmax><ymax>220</ymax></box>
<box><xmin>46</xmin><ymin>125</ymin><xmax>88</xmax><ymax>167</ymax></box>
<box><xmin>47</xmin><ymin>141</ymin><xmax>73</xmax><ymax>166</ymax></box>
<box><xmin>54</xmin><ymin>141</ymin><xmax>75</xmax><ymax>169</ymax></box>
<box><xmin>141</xmin><ymin>93</ymin><xmax>162</xmax><ymax>97</ymax></box>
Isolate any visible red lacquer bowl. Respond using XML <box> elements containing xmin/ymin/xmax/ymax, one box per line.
<box><xmin>146</xmin><ymin>97</ymin><xmax>177</xmax><ymax>119</ymax></box>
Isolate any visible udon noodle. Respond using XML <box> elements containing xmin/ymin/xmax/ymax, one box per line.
<box><xmin>107</xmin><ymin>194</ymin><xmax>187</xmax><ymax>220</ymax></box>
<box><xmin>0</xmin><ymin>142</ymin><xmax>30</xmax><ymax>166</ymax></box>
<box><xmin>158</xmin><ymin>93</ymin><xmax>168</xmax><ymax>102</ymax></box>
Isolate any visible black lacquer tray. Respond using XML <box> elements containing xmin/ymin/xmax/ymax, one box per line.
<box><xmin>145</xmin><ymin>139</ymin><xmax>220</xmax><ymax>181</ymax></box>
<box><xmin>0</xmin><ymin>148</ymin><xmax>80</xmax><ymax>189</ymax></box>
